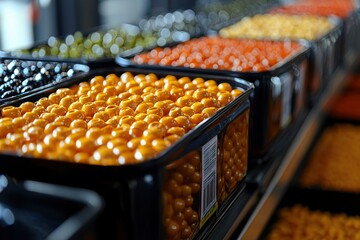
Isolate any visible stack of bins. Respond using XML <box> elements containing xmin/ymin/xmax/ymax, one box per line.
<box><xmin>268</xmin><ymin>0</ymin><xmax>360</xmax><ymax>69</ymax></box>
<box><xmin>218</xmin><ymin>13</ymin><xmax>342</xmax><ymax>105</ymax></box>
<box><xmin>0</xmin><ymin>67</ymin><xmax>253</xmax><ymax>240</ymax></box>
<box><xmin>260</xmin><ymin>120</ymin><xmax>360</xmax><ymax>240</ymax></box>
<box><xmin>117</xmin><ymin>36</ymin><xmax>310</xmax><ymax>160</ymax></box>
<box><xmin>259</xmin><ymin>68</ymin><xmax>360</xmax><ymax>240</ymax></box>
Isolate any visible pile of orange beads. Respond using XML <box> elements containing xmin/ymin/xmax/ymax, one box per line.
<box><xmin>0</xmin><ymin>72</ymin><xmax>243</xmax><ymax>165</ymax></box>
<box><xmin>132</xmin><ymin>36</ymin><xmax>302</xmax><ymax>72</ymax></box>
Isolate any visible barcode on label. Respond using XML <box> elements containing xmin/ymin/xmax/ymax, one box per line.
<box><xmin>201</xmin><ymin>136</ymin><xmax>217</xmax><ymax>220</ymax></box>
<box><xmin>202</xmin><ymin>173</ymin><xmax>216</xmax><ymax>215</ymax></box>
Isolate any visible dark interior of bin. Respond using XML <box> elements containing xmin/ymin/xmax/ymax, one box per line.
<box><xmin>0</xmin><ymin>181</ymin><xmax>95</xmax><ymax>240</ymax></box>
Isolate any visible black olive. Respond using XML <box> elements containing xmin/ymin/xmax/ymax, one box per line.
<box><xmin>1</xmin><ymin>90</ymin><xmax>16</xmax><ymax>99</ymax></box>
<box><xmin>54</xmin><ymin>64</ymin><xmax>62</xmax><ymax>73</ymax></box>
<box><xmin>30</xmin><ymin>65</ymin><xmax>37</xmax><ymax>72</ymax></box>
<box><xmin>22</xmin><ymin>67</ymin><xmax>31</xmax><ymax>77</ymax></box>
<box><xmin>7</xmin><ymin>60</ymin><xmax>17</xmax><ymax>72</ymax></box>
<box><xmin>67</xmin><ymin>69</ymin><xmax>75</xmax><ymax>77</ymax></box>
<box><xmin>13</xmin><ymin>67</ymin><xmax>23</xmax><ymax>78</ymax></box>
<box><xmin>8</xmin><ymin>79</ymin><xmax>22</xmax><ymax>88</ymax></box>
<box><xmin>0</xmin><ymin>83</ymin><xmax>12</xmax><ymax>92</ymax></box>
<box><xmin>34</xmin><ymin>73</ymin><xmax>45</xmax><ymax>85</ymax></box>
<box><xmin>3</xmin><ymin>76</ymin><xmax>11</xmax><ymax>83</ymax></box>
<box><xmin>20</xmin><ymin>86</ymin><xmax>33</xmax><ymax>93</ymax></box>
<box><xmin>22</xmin><ymin>77</ymin><xmax>40</xmax><ymax>88</ymax></box>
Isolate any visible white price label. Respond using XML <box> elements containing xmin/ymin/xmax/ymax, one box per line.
<box><xmin>201</xmin><ymin>136</ymin><xmax>217</xmax><ymax>223</ymax></box>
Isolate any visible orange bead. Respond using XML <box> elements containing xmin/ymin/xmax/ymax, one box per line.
<box><xmin>118</xmin><ymin>151</ymin><xmax>136</xmax><ymax>164</ymax></box>
<box><xmin>175</xmin><ymin>96</ymin><xmax>196</xmax><ymax>108</ymax></box>
<box><xmin>93</xmin><ymin>111</ymin><xmax>110</xmax><ymax>122</ymax></box>
<box><xmin>190</xmin><ymin>113</ymin><xmax>205</xmax><ymax>125</ymax></box>
<box><xmin>36</xmin><ymin>97</ymin><xmax>52</xmax><ymax>108</ymax></box>
<box><xmin>134</xmin><ymin>145</ymin><xmax>157</xmax><ymax>161</ymax></box>
<box><xmin>68</xmin><ymin>101</ymin><xmax>83</xmax><ymax>111</ymax></box>
<box><xmin>167</xmin><ymin>127</ymin><xmax>186</xmax><ymax>136</ymax></box>
<box><xmin>90</xmin><ymin>75</ymin><xmax>105</xmax><ymax>85</ymax></box>
<box><xmin>202</xmin><ymin>107</ymin><xmax>218</xmax><ymax>118</ymax></box>
<box><xmin>12</xmin><ymin>117</ymin><xmax>26</xmax><ymax>129</ymax></box>
<box><xmin>66</xmin><ymin>110</ymin><xmax>86</xmax><ymax>121</ymax></box>
<box><xmin>191</xmin><ymin>102</ymin><xmax>205</xmax><ymax>113</ymax></box>
<box><xmin>1</xmin><ymin>106</ymin><xmax>22</xmax><ymax>118</ymax></box>
<box><xmin>218</xmin><ymin>82</ymin><xmax>233</xmax><ymax>92</ymax></box>
<box><xmin>106</xmin><ymin>96</ymin><xmax>121</xmax><ymax>106</ymax></box>
<box><xmin>82</xmin><ymin>102</ymin><xmax>96</xmax><ymax>117</ymax></box>
<box><xmin>181</xmin><ymin>107</ymin><xmax>195</xmax><ymax>117</ymax></box>
<box><xmin>74</xmin><ymin>152</ymin><xmax>90</xmax><ymax>163</ymax></box>
<box><xmin>175</xmin><ymin>116</ymin><xmax>191</xmax><ymax>131</ymax></box>
<box><xmin>59</xmin><ymin>95</ymin><xmax>76</xmax><ymax>109</ymax></box>
<box><xmin>87</xmin><ymin>118</ymin><xmax>106</xmax><ymax>128</ymax></box>
<box><xmin>135</xmin><ymin>102</ymin><xmax>152</xmax><ymax>113</ymax></box>
<box><xmin>48</xmin><ymin>93</ymin><xmax>62</xmax><ymax>104</ymax></box>
<box><xmin>218</xmin><ymin>92</ymin><xmax>233</xmax><ymax>106</ymax></box>
<box><xmin>76</xmin><ymin>137</ymin><xmax>96</xmax><ymax>155</ymax></box>
<box><xmin>134</xmin><ymin>113</ymin><xmax>147</xmax><ymax>121</ymax></box>
<box><xmin>231</xmin><ymin>89</ymin><xmax>243</xmax><ymax>98</ymax></box>
<box><xmin>169</xmin><ymin>88</ymin><xmax>184</xmax><ymax>101</ymax></box>
<box><xmin>70</xmin><ymin>119</ymin><xmax>87</xmax><ymax>129</ymax></box>
<box><xmin>103</xmin><ymin>86</ymin><xmax>117</xmax><ymax>96</ymax></box>
<box><xmin>54</xmin><ymin>116</ymin><xmax>72</xmax><ymax>127</ymax></box>
<box><xmin>50</xmin><ymin>105</ymin><xmax>67</xmax><ymax>116</ymax></box>
<box><xmin>146</xmin><ymin>107</ymin><xmax>164</xmax><ymax>117</ymax></box>
<box><xmin>32</xmin><ymin>106</ymin><xmax>46</xmax><ymax>116</ymax></box>
<box><xmin>141</xmin><ymin>92</ymin><xmax>157</xmax><ymax>104</ymax></box>
<box><xmin>52</xmin><ymin>126</ymin><xmax>71</xmax><ymax>140</ymax></box>
<box><xmin>144</xmin><ymin>114</ymin><xmax>161</xmax><ymax>124</ymax></box>
<box><xmin>40</xmin><ymin>112</ymin><xmax>57</xmax><ymax>124</ymax></box>
<box><xmin>79</xmin><ymin>95</ymin><xmax>92</xmax><ymax>104</ymax></box>
<box><xmin>119</xmin><ymin>107</ymin><xmax>135</xmax><ymax>117</ymax></box>
<box><xmin>86</xmin><ymin>127</ymin><xmax>104</xmax><ymax>140</ymax></box>
<box><xmin>19</xmin><ymin>102</ymin><xmax>35</xmax><ymax>114</ymax></box>
<box><xmin>23</xmin><ymin>112</ymin><xmax>39</xmax><ymax>124</ymax></box>
<box><xmin>192</xmin><ymin>89</ymin><xmax>209</xmax><ymax>101</ymax></box>
<box><xmin>119</xmin><ymin>115</ymin><xmax>135</xmax><ymax>126</ymax></box>
<box><xmin>155</xmin><ymin>89</ymin><xmax>170</xmax><ymax>101</ymax></box>
<box><xmin>120</xmin><ymin>99</ymin><xmax>137</xmax><ymax>110</ymax></box>
<box><xmin>160</xmin><ymin>116</ymin><xmax>178</xmax><ymax>129</ymax></box>
<box><xmin>169</xmin><ymin>107</ymin><xmax>183</xmax><ymax>118</ymax></box>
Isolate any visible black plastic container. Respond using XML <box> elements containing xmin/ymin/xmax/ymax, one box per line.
<box><xmin>116</xmin><ymin>39</ymin><xmax>310</xmax><ymax>159</ymax></box>
<box><xmin>0</xmin><ymin>67</ymin><xmax>253</xmax><ymax>240</ymax></box>
<box><xmin>259</xmin><ymin>187</ymin><xmax>360</xmax><ymax>239</ymax></box>
<box><xmin>214</xmin><ymin>15</ymin><xmax>342</xmax><ymax>104</ymax></box>
<box><xmin>0</xmin><ymin>174</ymin><xmax>103</xmax><ymax>240</ymax></box>
<box><xmin>0</xmin><ymin>56</ymin><xmax>90</xmax><ymax>106</ymax></box>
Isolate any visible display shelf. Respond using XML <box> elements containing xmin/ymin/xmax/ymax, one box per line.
<box><xmin>236</xmin><ymin>59</ymin><xmax>359</xmax><ymax>240</ymax></box>
<box><xmin>195</xmin><ymin>57</ymin><xmax>360</xmax><ymax>240</ymax></box>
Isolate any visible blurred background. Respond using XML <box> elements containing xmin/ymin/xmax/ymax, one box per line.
<box><xmin>0</xmin><ymin>0</ymin><xmax>279</xmax><ymax>51</ymax></box>
<box><xmin>0</xmin><ymin>0</ymin><xmax>198</xmax><ymax>51</ymax></box>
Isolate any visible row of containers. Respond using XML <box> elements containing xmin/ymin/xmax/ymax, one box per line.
<box><xmin>0</xmin><ymin>0</ymin><xmax>359</xmax><ymax>239</ymax></box>
<box><xmin>259</xmin><ymin>71</ymin><xmax>360</xmax><ymax>240</ymax></box>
